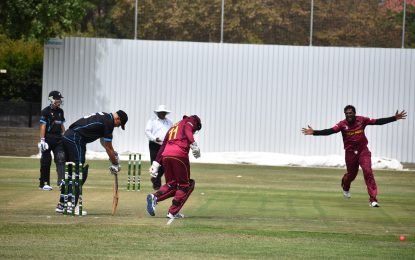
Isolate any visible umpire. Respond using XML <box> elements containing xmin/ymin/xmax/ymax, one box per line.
<box><xmin>38</xmin><ymin>90</ymin><xmax>66</xmax><ymax>190</ymax></box>
<box><xmin>145</xmin><ymin>105</ymin><xmax>173</xmax><ymax>190</ymax></box>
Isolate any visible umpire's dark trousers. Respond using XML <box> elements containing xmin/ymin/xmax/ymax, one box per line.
<box><xmin>149</xmin><ymin>141</ymin><xmax>164</xmax><ymax>189</ymax></box>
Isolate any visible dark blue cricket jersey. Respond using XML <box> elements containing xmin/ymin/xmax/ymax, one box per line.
<box><xmin>40</xmin><ymin>105</ymin><xmax>65</xmax><ymax>136</ymax></box>
<box><xmin>68</xmin><ymin>112</ymin><xmax>115</xmax><ymax>143</ymax></box>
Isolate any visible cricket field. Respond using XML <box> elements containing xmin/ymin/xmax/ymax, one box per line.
<box><xmin>0</xmin><ymin>157</ymin><xmax>414</xmax><ymax>259</ymax></box>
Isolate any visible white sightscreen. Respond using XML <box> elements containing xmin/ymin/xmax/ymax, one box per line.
<box><xmin>42</xmin><ymin>37</ymin><xmax>415</xmax><ymax>162</ymax></box>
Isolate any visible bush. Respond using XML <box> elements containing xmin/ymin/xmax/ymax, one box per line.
<box><xmin>0</xmin><ymin>34</ymin><xmax>43</xmax><ymax>102</ymax></box>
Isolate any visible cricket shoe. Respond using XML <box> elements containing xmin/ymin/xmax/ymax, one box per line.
<box><xmin>166</xmin><ymin>212</ymin><xmax>184</xmax><ymax>219</ymax></box>
<box><xmin>55</xmin><ymin>203</ymin><xmax>64</xmax><ymax>214</ymax></box>
<box><xmin>369</xmin><ymin>201</ymin><xmax>380</xmax><ymax>208</ymax></box>
<box><xmin>42</xmin><ymin>184</ymin><xmax>53</xmax><ymax>191</ymax></box>
<box><xmin>146</xmin><ymin>194</ymin><xmax>157</xmax><ymax>216</ymax></box>
<box><xmin>75</xmin><ymin>206</ymin><xmax>87</xmax><ymax>216</ymax></box>
<box><xmin>342</xmin><ymin>190</ymin><xmax>351</xmax><ymax>199</ymax></box>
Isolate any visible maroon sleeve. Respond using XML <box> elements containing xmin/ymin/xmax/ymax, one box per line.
<box><xmin>184</xmin><ymin>122</ymin><xmax>195</xmax><ymax>143</ymax></box>
<box><xmin>362</xmin><ymin>116</ymin><xmax>376</xmax><ymax>126</ymax></box>
<box><xmin>331</xmin><ymin>121</ymin><xmax>343</xmax><ymax>133</ymax></box>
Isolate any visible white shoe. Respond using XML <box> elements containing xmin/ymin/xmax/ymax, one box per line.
<box><xmin>75</xmin><ymin>206</ymin><xmax>87</xmax><ymax>216</ymax></box>
<box><xmin>42</xmin><ymin>184</ymin><xmax>53</xmax><ymax>191</ymax></box>
<box><xmin>166</xmin><ymin>212</ymin><xmax>184</xmax><ymax>219</ymax></box>
<box><xmin>55</xmin><ymin>203</ymin><xmax>64</xmax><ymax>213</ymax></box>
<box><xmin>369</xmin><ymin>201</ymin><xmax>380</xmax><ymax>208</ymax></box>
<box><xmin>342</xmin><ymin>190</ymin><xmax>351</xmax><ymax>198</ymax></box>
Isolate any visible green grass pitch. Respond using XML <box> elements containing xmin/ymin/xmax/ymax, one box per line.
<box><xmin>0</xmin><ymin>157</ymin><xmax>414</xmax><ymax>259</ymax></box>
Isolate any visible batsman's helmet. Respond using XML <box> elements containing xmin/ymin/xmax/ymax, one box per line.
<box><xmin>48</xmin><ymin>91</ymin><xmax>63</xmax><ymax>106</ymax></box>
<box><xmin>48</xmin><ymin>91</ymin><xmax>63</xmax><ymax>100</ymax></box>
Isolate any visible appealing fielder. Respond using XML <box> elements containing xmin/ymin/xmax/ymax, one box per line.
<box><xmin>146</xmin><ymin>115</ymin><xmax>202</xmax><ymax>220</ymax></box>
<box><xmin>55</xmin><ymin>110</ymin><xmax>128</xmax><ymax>215</ymax></box>
<box><xmin>38</xmin><ymin>91</ymin><xmax>66</xmax><ymax>190</ymax></box>
<box><xmin>302</xmin><ymin>105</ymin><xmax>407</xmax><ymax>207</ymax></box>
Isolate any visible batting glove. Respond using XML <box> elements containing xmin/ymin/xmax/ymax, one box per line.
<box><xmin>38</xmin><ymin>138</ymin><xmax>49</xmax><ymax>152</ymax></box>
<box><xmin>190</xmin><ymin>142</ymin><xmax>201</xmax><ymax>158</ymax></box>
<box><xmin>109</xmin><ymin>164</ymin><xmax>121</xmax><ymax>175</ymax></box>
<box><xmin>149</xmin><ymin>161</ymin><xmax>161</xmax><ymax>178</ymax></box>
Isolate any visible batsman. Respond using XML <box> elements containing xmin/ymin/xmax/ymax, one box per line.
<box><xmin>55</xmin><ymin>110</ymin><xmax>128</xmax><ymax>215</ymax></box>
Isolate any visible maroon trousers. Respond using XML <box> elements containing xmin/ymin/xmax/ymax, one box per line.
<box><xmin>342</xmin><ymin>147</ymin><xmax>378</xmax><ymax>202</ymax></box>
<box><xmin>154</xmin><ymin>156</ymin><xmax>194</xmax><ymax>215</ymax></box>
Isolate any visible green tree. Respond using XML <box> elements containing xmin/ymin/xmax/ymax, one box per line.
<box><xmin>0</xmin><ymin>0</ymin><xmax>85</xmax><ymax>42</ymax></box>
<box><xmin>136</xmin><ymin>0</ymin><xmax>221</xmax><ymax>42</ymax></box>
<box><xmin>405</xmin><ymin>5</ymin><xmax>415</xmax><ymax>48</ymax></box>
<box><xmin>312</xmin><ymin>0</ymin><xmax>403</xmax><ymax>47</ymax></box>
<box><xmin>0</xmin><ymin>35</ymin><xmax>43</xmax><ymax>102</ymax></box>
<box><xmin>224</xmin><ymin>0</ymin><xmax>310</xmax><ymax>45</ymax></box>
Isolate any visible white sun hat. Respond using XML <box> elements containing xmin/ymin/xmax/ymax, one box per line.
<box><xmin>154</xmin><ymin>105</ymin><xmax>171</xmax><ymax>114</ymax></box>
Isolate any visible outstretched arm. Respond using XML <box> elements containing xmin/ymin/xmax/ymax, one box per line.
<box><xmin>375</xmin><ymin>110</ymin><xmax>407</xmax><ymax>125</ymax></box>
<box><xmin>302</xmin><ymin>125</ymin><xmax>336</xmax><ymax>136</ymax></box>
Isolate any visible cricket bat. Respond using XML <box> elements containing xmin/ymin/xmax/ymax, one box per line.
<box><xmin>112</xmin><ymin>174</ymin><xmax>119</xmax><ymax>216</ymax></box>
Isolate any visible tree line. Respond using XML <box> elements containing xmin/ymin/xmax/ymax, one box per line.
<box><xmin>0</xmin><ymin>0</ymin><xmax>413</xmax><ymax>102</ymax></box>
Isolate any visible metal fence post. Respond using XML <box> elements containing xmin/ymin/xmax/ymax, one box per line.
<box><xmin>309</xmin><ymin>0</ymin><xmax>314</xmax><ymax>46</ymax></box>
<box><xmin>402</xmin><ymin>0</ymin><xmax>407</xmax><ymax>48</ymax></box>
<box><xmin>134</xmin><ymin>0</ymin><xmax>138</xmax><ymax>39</ymax></box>
<box><xmin>220</xmin><ymin>0</ymin><xmax>225</xmax><ymax>43</ymax></box>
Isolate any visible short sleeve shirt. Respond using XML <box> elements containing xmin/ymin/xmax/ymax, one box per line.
<box><xmin>161</xmin><ymin>119</ymin><xmax>196</xmax><ymax>158</ymax></box>
<box><xmin>332</xmin><ymin>116</ymin><xmax>376</xmax><ymax>151</ymax></box>
<box><xmin>40</xmin><ymin>105</ymin><xmax>65</xmax><ymax>136</ymax></box>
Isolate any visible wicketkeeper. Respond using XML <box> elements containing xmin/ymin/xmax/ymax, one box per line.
<box><xmin>146</xmin><ymin>115</ymin><xmax>202</xmax><ymax>220</ymax></box>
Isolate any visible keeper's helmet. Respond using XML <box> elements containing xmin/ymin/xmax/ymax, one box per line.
<box><xmin>183</xmin><ymin>115</ymin><xmax>202</xmax><ymax>133</ymax></box>
<box><xmin>48</xmin><ymin>91</ymin><xmax>63</xmax><ymax>106</ymax></box>
<box><xmin>190</xmin><ymin>115</ymin><xmax>202</xmax><ymax>131</ymax></box>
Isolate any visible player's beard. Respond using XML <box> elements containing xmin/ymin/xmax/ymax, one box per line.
<box><xmin>346</xmin><ymin>115</ymin><xmax>356</xmax><ymax>124</ymax></box>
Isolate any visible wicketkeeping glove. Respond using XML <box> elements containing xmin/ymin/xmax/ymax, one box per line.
<box><xmin>109</xmin><ymin>164</ymin><xmax>121</xmax><ymax>175</ymax></box>
<box><xmin>149</xmin><ymin>161</ymin><xmax>161</xmax><ymax>178</ymax></box>
<box><xmin>38</xmin><ymin>138</ymin><xmax>49</xmax><ymax>152</ymax></box>
<box><xmin>190</xmin><ymin>142</ymin><xmax>201</xmax><ymax>158</ymax></box>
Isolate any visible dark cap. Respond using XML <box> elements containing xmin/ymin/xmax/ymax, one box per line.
<box><xmin>117</xmin><ymin>110</ymin><xmax>128</xmax><ymax>130</ymax></box>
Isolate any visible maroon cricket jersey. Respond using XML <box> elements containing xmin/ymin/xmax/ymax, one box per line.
<box><xmin>157</xmin><ymin>118</ymin><xmax>196</xmax><ymax>160</ymax></box>
<box><xmin>332</xmin><ymin>116</ymin><xmax>377</xmax><ymax>151</ymax></box>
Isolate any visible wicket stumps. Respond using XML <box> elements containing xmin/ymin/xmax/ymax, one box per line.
<box><xmin>63</xmin><ymin>162</ymin><xmax>84</xmax><ymax>216</ymax></box>
<box><xmin>127</xmin><ymin>153</ymin><xmax>141</xmax><ymax>191</ymax></box>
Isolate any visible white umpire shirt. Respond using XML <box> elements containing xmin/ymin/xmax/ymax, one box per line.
<box><xmin>145</xmin><ymin>116</ymin><xmax>173</xmax><ymax>145</ymax></box>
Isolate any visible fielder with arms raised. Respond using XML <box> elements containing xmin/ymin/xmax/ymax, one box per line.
<box><xmin>302</xmin><ymin>105</ymin><xmax>407</xmax><ymax>207</ymax></box>
<box><xmin>55</xmin><ymin>110</ymin><xmax>128</xmax><ymax>215</ymax></box>
<box><xmin>146</xmin><ymin>115</ymin><xmax>202</xmax><ymax>220</ymax></box>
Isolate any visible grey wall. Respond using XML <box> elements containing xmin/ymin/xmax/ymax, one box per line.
<box><xmin>42</xmin><ymin>37</ymin><xmax>415</xmax><ymax>162</ymax></box>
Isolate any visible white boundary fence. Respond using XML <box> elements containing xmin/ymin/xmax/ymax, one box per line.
<box><xmin>43</xmin><ymin>37</ymin><xmax>415</xmax><ymax>162</ymax></box>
